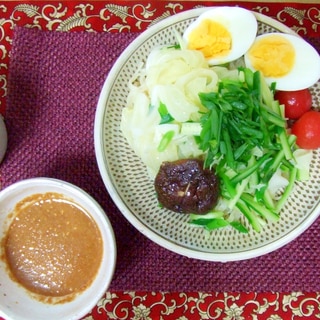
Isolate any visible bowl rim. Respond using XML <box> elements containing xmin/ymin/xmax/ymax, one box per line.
<box><xmin>0</xmin><ymin>114</ymin><xmax>8</xmax><ymax>163</ymax></box>
<box><xmin>0</xmin><ymin>177</ymin><xmax>117</xmax><ymax>320</ymax></box>
<box><xmin>94</xmin><ymin>7</ymin><xmax>319</xmax><ymax>262</ymax></box>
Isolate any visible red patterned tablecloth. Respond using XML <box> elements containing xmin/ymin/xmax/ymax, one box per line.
<box><xmin>0</xmin><ymin>1</ymin><xmax>320</xmax><ymax>319</ymax></box>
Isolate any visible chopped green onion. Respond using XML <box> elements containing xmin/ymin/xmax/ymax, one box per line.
<box><xmin>229</xmin><ymin>221</ymin><xmax>249</xmax><ymax>233</ymax></box>
<box><xmin>194</xmin><ymin>67</ymin><xmax>307</xmax><ymax>232</ymax></box>
<box><xmin>275</xmin><ymin>166</ymin><xmax>298</xmax><ymax>212</ymax></box>
<box><xmin>240</xmin><ymin>193</ymin><xmax>279</xmax><ymax>222</ymax></box>
<box><xmin>158</xmin><ymin>102</ymin><xmax>174</xmax><ymax>124</ymax></box>
<box><xmin>157</xmin><ymin>130</ymin><xmax>175</xmax><ymax>152</ymax></box>
<box><xmin>236</xmin><ymin>200</ymin><xmax>262</xmax><ymax>233</ymax></box>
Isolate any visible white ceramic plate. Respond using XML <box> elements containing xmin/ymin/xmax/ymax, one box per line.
<box><xmin>94</xmin><ymin>8</ymin><xmax>320</xmax><ymax>262</ymax></box>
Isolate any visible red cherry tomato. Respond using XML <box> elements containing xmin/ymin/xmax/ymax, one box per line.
<box><xmin>291</xmin><ymin>110</ymin><xmax>320</xmax><ymax>149</ymax></box>
<box><xmin>275</xmin><ymin>89</ymin><xmax>312</xmax><ymax>120</ymax></box>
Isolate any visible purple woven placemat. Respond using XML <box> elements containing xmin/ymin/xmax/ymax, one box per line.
<box><xmin>1</xmin><ymin>26</ymin><xmax>320</xmax><ymax>292</ymax></box>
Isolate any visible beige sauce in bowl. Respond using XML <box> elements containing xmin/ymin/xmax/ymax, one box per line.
<box><xmin>2</xmin><ymin>192</ymin><xmax>103</xmax><ymax>300</ymax></box>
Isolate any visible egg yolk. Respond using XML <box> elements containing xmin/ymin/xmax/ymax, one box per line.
<box><xmin>187</xmin><ymin>19</ymin><xmax>231</xmax><ymax>59</ymax></box>
<box><xmin>248</xmin><ymin>34</ymin><xmax>295</xmax><ymax>77</ymax></box>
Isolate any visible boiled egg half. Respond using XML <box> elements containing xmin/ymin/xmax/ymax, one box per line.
<box><xmin>244</xmin><ymin>33</ymin><xmax>320</xmax><ymax>91</ymax></box>
<box><xmin>183</xmin><ymin>7</ymin><xmax>258</xmax><ymax>65</ymax></box>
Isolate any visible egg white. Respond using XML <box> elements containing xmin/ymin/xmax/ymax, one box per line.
<box><xmin>183</xmin><ymin>7</ymin><xmax>258</xmax><ymax>65</ymax></box>
<box><xmin>244</xmin><ymin>33</ymin><xmax>320</xmax><ymax>91</ymax></box>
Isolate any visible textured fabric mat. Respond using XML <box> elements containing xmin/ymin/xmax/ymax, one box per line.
<box><xmin>1</xmin><ymin>26</ymin><xmax>320</xmax><ymax>292</ymax></box>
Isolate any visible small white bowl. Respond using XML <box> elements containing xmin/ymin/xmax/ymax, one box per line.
<box><xmin>0</xmin><ymin>115</ymin><xmax>7</xmax><ymax>163</ymax></box>
<box><xmin>0</xmin><ymin>178</ymin><xmax>116</xmax><ymax>320</ymax></box>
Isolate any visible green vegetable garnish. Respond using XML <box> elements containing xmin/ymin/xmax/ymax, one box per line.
<box><xmin>157</xmin><ymin>130</ymin><xmax>175</xmax><ymax>152</ymax></box>
<box><xmin>189</xmin><ymin>68</ymin><xmax>299</xmax><ymax>233</ymax></box>
<box><xmin>158</xmin><ymin>102</ymin><xmax>174</xmax><ymax>124</ymax></box>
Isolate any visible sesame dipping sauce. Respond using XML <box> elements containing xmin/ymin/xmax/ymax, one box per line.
<box><xmin>2</xmin><ymin>192</ymin><xmax>103</xmax><ymax>301</ymax></box>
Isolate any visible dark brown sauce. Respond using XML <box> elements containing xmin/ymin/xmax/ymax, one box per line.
<box><xmin>2</xmin><ymin>192</ymin><xmax>103</xmax><ymax>303</ymax></box>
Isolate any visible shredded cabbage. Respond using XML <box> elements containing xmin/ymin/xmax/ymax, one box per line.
<box><xmin>121</xmin><ymin>45</ymin><xmax>222</xmax><ymax>178</ymax></box>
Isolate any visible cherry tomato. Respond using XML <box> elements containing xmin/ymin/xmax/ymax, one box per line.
<box><xmin>275</xmin><ymin>89</ymin><xmax>312</xmax><ymax>120</ymax></box>
<box><xmin>291</xmin><ymin>110</ymin><xmax>320</xmax><ymax>149</ymax></box>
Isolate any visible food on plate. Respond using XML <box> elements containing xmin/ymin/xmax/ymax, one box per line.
<box><xmin>121</xmin><ymin>46</ymin><xmax>309</xmax><ymax>232</ymax></box>
<box><xmin>154</xmin><ymin>159</ymin><xmax>220</xmax><ymax>214</ymax></box>
<box><xmin>121</xmin><ymin>8</ymin><xmax>318</xmax><ymax>233</ymax></box>
<box><xmin>244</xmin><ymin>33</ymin><xmax>320</xmax><ymax>91</ymax></box>
<box><xmin>275</xmin><ymin>89</ymin><xmax>312</xmax><ymax>120</ymax></box>
<box><xmin>183</xmin><ymin>6</ymin><xmax>258</xmax><ymax>65</ymax></box>
<box><xmin>3</xmin><ymin>192</ymin><xmax>103</xmax><ymax>301</ymax></box>
<box><xmin>121</xmin><ymin>46</ymin><xmax>212</xmax><ymax>178</ymax></box>
<box><xmin>291</xmin><ymin>110</ymin><xmax>320</xmax><ymax>149</ymax></box>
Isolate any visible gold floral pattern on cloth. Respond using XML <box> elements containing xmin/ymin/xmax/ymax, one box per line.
<box><xmin>82</xmin><ymin>291</ymin><xmax>320</xmax><ymax>319</ymax></box>
<box><xmin>0</xmin><ymin>1</ymin><xmax>319</xmax><ymax>114</ymax></box>
<box><xmin>2</xmin><ymin>2</ymin><xmax>320</xmax><ymax>33</ymax></box>
<box><xmin>277</xmin><ymin>6</ymin><xmax>320</xmax><ymax>34</ymax></box>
